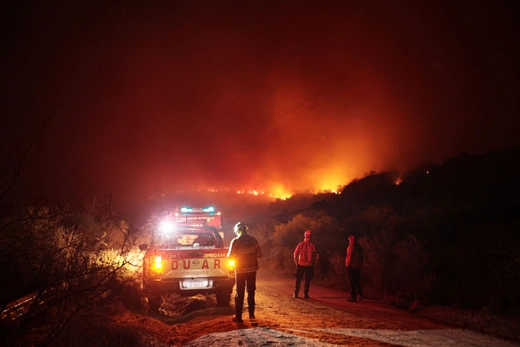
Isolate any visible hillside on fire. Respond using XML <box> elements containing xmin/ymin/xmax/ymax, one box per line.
<box><xmin>1</xmin><ymin>147</ymin><xmax>519</xmax><ymax>345</ymax></box>
<box><xmin>254</xmin><ymin>147</ymin><xmax>520</xmax><ymax>314</ymax></box>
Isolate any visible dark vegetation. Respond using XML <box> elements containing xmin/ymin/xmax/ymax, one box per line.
<box><xmin>1</xmin><ymin>125</ymin><xmax>518</xmax><ymax>345</ymax></box>
<box><xmin>0</xmin><ymin>127</ymin><xmax>145</xmax><ymax>346</ymax></box>
<box><xmin>255</xmin><ymin>148</ymin><xmax>520</xmax><ymax>316</ymax></box>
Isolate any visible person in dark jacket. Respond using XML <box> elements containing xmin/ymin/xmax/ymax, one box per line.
<box><xmin>345</xmin><ymin>234</ymin><xmax>364</xmax><ymax>302</ymax></box>
<box><xmin>293</xmin><ymin>230</ymin><xmax>319</xmax><ymax>299</ymax></box>
<box><xmin>227</xmin><ymin>222</ymin><xmax>262</xmax><ymax>322</ymax></box>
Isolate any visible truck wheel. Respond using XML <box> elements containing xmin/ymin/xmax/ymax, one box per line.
<box><xmin>144</xmin><ymin>290</ymin><xmax>163</xmax><ymax>314</ymax></box>
<box><xmin>216</xmin><ymin>286</ymin><xmax>233</xmax><ymax>306</ymax></box>
<box><xmin>143</xmin><ymin>283</ymin><xmax>162</xmax><ymax>314</ymax></box>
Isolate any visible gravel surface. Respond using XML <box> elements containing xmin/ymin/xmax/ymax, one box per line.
<box><xmin>104</xmin><ymin>270</ymin><xmax>520</xmax><ymax>346</ymax></box>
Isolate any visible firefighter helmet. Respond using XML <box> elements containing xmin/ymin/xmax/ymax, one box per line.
<box><xmin>234</xmin><ymin>222</ymin><xmax>248</xmax><ymax>235</ymax></box>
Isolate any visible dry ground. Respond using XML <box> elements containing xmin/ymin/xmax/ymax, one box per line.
<box><xmin>104</xmin><ymin>271</ymin><xmax>519</xmax><ymax>346</ymax></box>
<box><xmin>14</xmin><ymin>271</ymin><xmax>520</xmax><ymax>346</ymax></box>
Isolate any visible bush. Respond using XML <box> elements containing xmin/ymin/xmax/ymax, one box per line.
<box><xmin>389</xmin><ymin>234</ymin><xmax>435</xmax><ymax>305</ymax></box>
<box><xmin>257</xmin><ymin>210</ymin><xmax>342</xmax><ymax>277</ymax></box>
<box><xmin>0</xmin><ymin>201</ymin><xmax>141</xmax><ymax>346</ymax></box>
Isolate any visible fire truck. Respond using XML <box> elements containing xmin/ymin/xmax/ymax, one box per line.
<box><xmin>139</xmin><ymin>206</ymin><xmax>235</xmax><ymax>307</ymax></box>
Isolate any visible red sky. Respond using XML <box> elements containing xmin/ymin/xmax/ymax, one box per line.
<box><xmin>2</xmin><ymin>1</ymin><xmax>519</xmax><ymax>211</ymax></box>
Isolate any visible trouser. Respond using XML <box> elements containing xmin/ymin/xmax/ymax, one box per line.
<box><xmin>234</xmin><ymin>271</ymin><xmax>257</xmax><ymax>317</ymax></box>
<box><xmin>294</xmin><ymin>265</ymin><xmax>314</xmax><ymax>295</ymax></box>
<box><xmin>348</xmin><ymin>267</ymin><xmax>364</xmax><ymax>299</ymax></box>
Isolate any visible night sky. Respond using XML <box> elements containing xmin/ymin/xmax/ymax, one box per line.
<box><xmin>2</xmin><ymin>1</ymin><xmax>519</xmax><ymax>211</ymax></box>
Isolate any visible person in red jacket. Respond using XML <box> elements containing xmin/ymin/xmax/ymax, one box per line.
<box><xmin>345</xmin><ymin>234</ymin><xmax>364</xmax><ymax>302</ymax></box>
<box><xmin>293</xmin><ymin>230</ymin><xmax>319</xmax><ymax>299</ymax></box>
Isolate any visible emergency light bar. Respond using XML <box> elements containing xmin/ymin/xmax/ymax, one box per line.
<box><xmin>180</xmin><ymin>206</ymin><xmax>216</xmax><ymax>214</ymax></box>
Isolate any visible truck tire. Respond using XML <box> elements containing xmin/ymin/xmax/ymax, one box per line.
<box><xmin>145</xmin><ymin>291</ymin><xmax>162</xmax><ymax>314</ymax></box>
<box><xmin>216</xmin><ymin>286</ymin><xmax>233</xmax><ymax>306</ymax></box>
<box><xmin>142</xmin><ymin>282</ymin><xmax>163</xmax><ymax>314</ymax></box>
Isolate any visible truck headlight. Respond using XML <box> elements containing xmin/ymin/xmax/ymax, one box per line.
<box><xmin>154</xmin><ymin>256</ymin><xmax>163</xmax><ymax>271</ymax></box>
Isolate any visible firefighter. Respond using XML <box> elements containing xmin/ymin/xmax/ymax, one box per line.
<box><xmin>227</xmin><ymin>222</ymin><xmax>262</xmax><ymax>323</ymax></box>
<box><xmin>346</xmin><ymin>234</ymin><xmax>364</xmax><ymax>301</ymax></box>
<box><xmin>293</xmin><ymin>230</ymin><xmax>320</xmax><ymax>298</ymax></box>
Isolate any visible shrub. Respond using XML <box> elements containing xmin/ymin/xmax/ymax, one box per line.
<box><xmin>0</xmin><ymin>202</ymin><xmax>140</xmax><ymax>346</ymax></box>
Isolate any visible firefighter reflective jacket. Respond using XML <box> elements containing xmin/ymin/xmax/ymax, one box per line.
<box><xmin>346</xmin><ymin>243</ymin><xmax>363</xmax><ymax>270</ymax></box>
<box><xmin>294</xmin><ymin>240</ymin><xmax>319</xmax><ymax>267</ymax></box>
<box><xmin>227</xmin><ymin>233</ymin><xmax>262</xmax><ymax>273</ymax></box>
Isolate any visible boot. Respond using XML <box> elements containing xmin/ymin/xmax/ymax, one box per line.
<box><xmin>293</xmin><ymin>291</ymin><xmax>299</xmax><ymax>298</ymax></box>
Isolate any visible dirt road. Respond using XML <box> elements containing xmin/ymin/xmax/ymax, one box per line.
<box><xmin>112</xmin><ymin>269</ymin><xmax>520</xmax><ymax>346</ymax></box>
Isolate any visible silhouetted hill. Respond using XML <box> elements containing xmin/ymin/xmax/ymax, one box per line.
<box><xmin>306</xmin><ymin>147</ymin><xmax>520</xmax><ymax>221</ymax></box>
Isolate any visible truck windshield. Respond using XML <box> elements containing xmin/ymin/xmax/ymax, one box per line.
<box><xmin>152</xmin><ymin>231</ymin><xmax>215</xmax><ymax>248</ymax></box>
